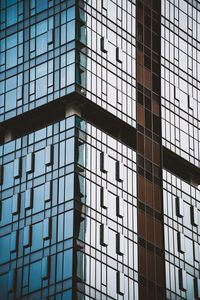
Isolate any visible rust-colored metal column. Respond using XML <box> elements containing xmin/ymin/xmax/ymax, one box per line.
<box><xmin>136</xmin><ymin>0</ymin><xmax>166</xmax><ymax>299</ymax></box>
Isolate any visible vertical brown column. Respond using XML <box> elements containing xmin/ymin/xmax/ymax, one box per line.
<box><xmin>136</xmin><ymin>0</ymin><xmax>166</xmax><ymax>299</ymax></box>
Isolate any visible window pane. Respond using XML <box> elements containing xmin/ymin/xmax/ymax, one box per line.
<box><xmin>36</xmin><ymin>34</ymin><xmax>47</xmax><ymax>56</ymax></box>
<box><xmin>6</xmin><ymin>5</ymin><xmax>17</xmax><ymax>27</ymax></box>
<box><xmin>36</xmin><ymin>0</ymin><xmax>47</xmax><ymax>13</ymax></box>
<box><xmin>36</xmin><ymin>76</ymin><xmax>47</xmax><ymax>98</ymax></box>
<box><xmin>67</xmin><ymin>64</ymin><xmax>75</xmax><ymax>85</ymax></box>
<box><xmin>5</xmin><ymin>89</ymin><xmax>16</xmax><ymax>111</ymax></box>
<box><xmin>6</xmin><ymin>47</ymin><xmax>17</xmax><ymax>69</ymax></box>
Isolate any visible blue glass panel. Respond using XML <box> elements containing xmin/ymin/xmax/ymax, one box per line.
<box><xmin>36</xmin><ymin>76</ymin><xmax>47</xmax><ymax>98</ymax></box>
<box><xmin>6</xmin><ymin>75</ymin><xmax>17</xmax><ymax>91</ymax></box>
<box><xmin>63</xmin><ymin>290</ymin><xmax>72</xmax><ymax>300</ymax></box>
<box><xmin>0</xmin><ymin>197</ymin><xmax>12</xmax><ymax>226</ymax></box>
<box><xmin>67</xmin><ymin>6</ymin><xmax>75</xmax><ymax>22</ymax></box>
<box><xmin>5</xmin><ymin>89</ymin><xmax>16</xmax><ymax>111</ymax></box>
<box><xmin>4</xmin><ymin>140</ymin><xmax>15</xmax><ymax>154</ymax></box>
<box><xmin>36</xmin><ymin>34</ymin><xmax>47</xmax><ymax>56</ymax></box>
<box><xmin>33</xmin><ymin>185</ymin><xmax>44</xmax><ymax>214</ymax></box>
<box><xmin>1</xmin><ymin>0</ymin><xmax>6</xmax><ymax>9</ymax></box>
<box><xmin>36</xmin><ymin>63</ymin><xmax>47</xmax><ymax>79</ymax></box>
<box><xmin>36</xmin><ymin>0</ymin><xmax>47</xmax><ymax>13</ymax></box>
<box><xmin>58</xmin><ymin>213</ymin><xmax>63</xmax><ymax>242</ymax></box>
<box><xmin>23</xmin><ymin>265</ymin><xmax>29</xmax><ymax>287</ymax></box>
<box><xmin>29</xmin><ymin>261</ymin><xmax>41</xmax><ymax>292</ymax></box>
<box><xmin>0</xmin><ymin>235</ymin><xmax>10</xmax><ymax>264</ymax></box>
<box><xmin>67</xmin><ymin>20</ymin><xmax>75</xmax><ymax>42</ymax></box>
<box><xmin>56</xmin><ymin>252</ymin><xmax>63</xmax><ymax>282</ymax></box>
<box><xmin>65</xmin><ymin>174</ymin><xmax>74</xmax><ymax>201</ymax></box>
<box><xmin>63</xmin><ymin>249</ymin><xmax>73</xmax><ymax>279</ymax></box>
<box><xmin>7</xmin><ymin>0</ymin><xmax>17</xmax><ymax>6</ymax></box>
<box><xmin>66</xmin><ymin>116</ymin><xmax>75</xmax><ymax>129</ymax></box>
<box><xmin>35</xmin><ymin>127</ymin><xmax>46</xmax><ymax>142</ymax></box>
<box><xmin>64</xmin><ymin>210</ymin><xmax>73</xmax><ymax>239</ymax></box>
<box><xmin>6</xmin><ymin>33</ymin><xmax>17</xmax><ymax>49</ymax></box>
<box><xmin>67</xmin><ymin>50</ymin><xmax>75</xmax><ymax>65</ymax></box>
<box><xmin>6</xmin><ymin>4</ymin><xmax>17</xmax><ymax>27</ymax></box>
<box><xmin>36</xmin><ymin>20</ymin><xmax>47</xmax><ymax>35</ymax></box>
<box><xmin>3</xmin><ymin>162</ymin><xmax>13</xmax><ymax>189</ymax></box>
<box><xmin>66</xmin><ymin>138</ymin><xmax>74</xmax><ymax>164</ymax></box>
<box><xmin>59</xmin><ymin>177</ymin><xmax>64</xmax><ymax>203</ymax></box>
<box><xmin>61</xmin><ymin>24</ymin><xmax>66</xmax><ymax>45</ymax></box>
<box><xmin>6</xmin><ymin>46</ymin><xmax>17</xmax><ymax>69</ymax></box>
<box><xmin>59</xmin><ymin>141</ymin><xmax>65</xmax><ymax>167</ymax></box>
<box><xmin>34</xmin><ymin>149</ymin><xmax>45</xmax><ymax>176</ymax></box>
<box><xmin>31</xmin><ymin>222</ymin><xmax>43</xmax><ymax>252</ymax></box>
<box><xmin>0</xmin><ymin>273</ymin><xmax>7</xmax><ymax>299</ymax></box>
<box><xmin>67</xmin><ymin>64</ymin><xmax>75</xmax><ymax>85</ymax></box>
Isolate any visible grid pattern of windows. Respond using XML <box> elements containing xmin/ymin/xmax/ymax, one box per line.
<box><xmin>161</xmin><ymin>0</ymin><xmax>200</xmax><ymax>167</ymax></box>
<box><xmin>0</xmin><ymin>0</ymin><xmax>76</xmax><ymax>122</ymax></box>
<box><xmin>163</xmin><ymin>169</ymin><xmax>200</xmax><ymax>300</ymax></box>
<box><xmin>0</xmin><ymin>0</ymin><xmax>137</xmax><ymax>128</ymax></box>
<box><xmin>76</xmin><ymin>0</ymin><xmax>137</xmax><ymax>127</ymax></box>
<box><xmin>0</xmin><ymin>115</ymin><xmax>139</xmax><ymax>299</ymax></box>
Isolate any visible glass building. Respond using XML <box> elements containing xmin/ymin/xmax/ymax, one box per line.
<box><xmin>0</xmin><ymin>0</ymin><xmax>200</xmax><ymax>299</ymax></box>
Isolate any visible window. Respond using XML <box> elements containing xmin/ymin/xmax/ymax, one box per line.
<box><xmin>13</xmin><ymin>158</ymin><xmax>21</xmax><ymax>178</ymax></box>
<box><xmin>100</xmin><ymin>152</ymin><xmax>109</xmax><ymax>173</ymax></box>
<box><xmin>116</xmin><ymin>233</ymin><xmax>124</xmax><ymax>255</ymax></box>
<box><xmin>116</xmin><ymin>196</ymin><xmax>124</xmax><ymax>218</ymax></box>
<box><xmin>36</xmin><ymin>0</ymin><xmax>47</xmax><ymax>13</ymax></box>
<box><xmin>100</xmin><ymin>224</ymin><xmax>109</xmax><ymax>246</ymax></box>
<box><xmin>116</xmin><ymin>161</ymin><xmax>124</xmax><ymax>182</ymax></box>
<box><xmin>12</xmin><ymin>193</ymin><xmax>20</xmax><ymax>215</ymax></box>
<box><xmin>42</xmin><ymin>257</ymin><xmax>50</xmax><ymax>279</ymax></box>
<box><xmin>101</xmin><ymin>37</ymin><xmax>109</xmax><ymax>53</ymax></box>
<box><xmin>26</xmin><ymin>152</ymin><xmax>34</xmax><ymax>173</ymax></box>
<box><xmin>25</xmin><ymin>189</ymin><xmax>33</xmax><ymax>210</ymax></box>
<box><xmin>10</xmin><ymin>231</ymin><xmax>17</xmax><ymax>252</ymax></box>
<box><xmin>179</xmin><ymin>269</ymin><xmax>187</xmax><ymax>292</ymax></box>
<box><xmin>116</xmin><ymin>271</ymin><xmax>125</xmax><ymax>295</ymax></box>
<box><xmin>100</xmin><ymin>187</ymin><xmax>108</xmax><ymax>209</ymax></box>
<box><xmin>176</xmin><ymin>197</ymin><xmax>184</xmax><ymax>217</ymax></box>
<box><xmin>43</xmin><ymin>218</ymin><xmax>51</xmax><ymax>240</ymax></box>
<box><xmin>23</xmin><ymin>225</ymin><xmax>31</xmax><ymax>247</ymax></box>
<box><xmin>6</xmin><ymin>47</ymin><xmax>17</xmax><ymax>69</ymax></box>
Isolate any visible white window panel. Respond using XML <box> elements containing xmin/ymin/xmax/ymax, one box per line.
<box><xmin>194</xmin><ymin>278</ymin><xmax>200</xmax><ymax>299</ymax></box>
<box><xmin>176</xmin><ymin>197</ymin><xmax>184</xmax><ymax>217</ymax></box>
<box><xmin>100</xmin><ymin>224</ymin><xmax>109</xmax><ymax>246</ymax></box>
<box><xmin>116</xmin><ymin>233</ymin><xmax>125</xmax><ymax>255</ymax></box>
<box><xmin>116</xmin><ymin>196</ymin><xmax>124</xmax><ymax>218</ymax></box>
<box><xmin>177</xmin><ymin>232</ymin><xmax>185</xmax><ymax>253</ymax></box>
<box><xmin>116</xmin><ymin>47</ymin><xmax>123</xmax><ymax>63</ymax></box>
<box><xmin>191</xmin><ymin>206</ymin><xmax>198</xmax><ymax>226</ymax></box>
<box><xmin>101</xmin><ymin>37</ymin><xmax>109</xmax><ymax>53</ymax></box>
<box><xmin>100</xmin><ymin>151</ymin><xmax>109</xmax><ymax>173</ymax></box>
<box><xmin>179</xmin><ymin>269</ymin><xmax>187</xmax><ymax>291</ymax></box>
<box><xmin>101</xmin><ymin>187</ymin><xmax>108</xmax><ymax>209</ymax></box>
<box><xmin>116</xmin><ymin>271</ymin><xmax>125</xmax><ymax>295</ymax></box>
<box><xmin>116</xmin><ymin>161</ymin><xmax>124</xmax><ymax>182</ymax></box>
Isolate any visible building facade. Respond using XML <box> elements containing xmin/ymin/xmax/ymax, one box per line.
<box><xmin>0</xmin><ymin>0</ymin><xmax>200</xmax><ymax>299</ymax></box>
